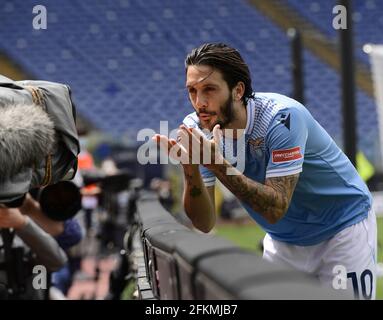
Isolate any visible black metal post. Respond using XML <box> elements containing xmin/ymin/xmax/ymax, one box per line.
<box><xmin>288</xmin><ymin>28</ymin><xmax>305</xmax><ymax>105</ymax></box>
<box><xmin>339</xmin><ymin>0</ymin><xmax>357</xmax><ymax>166</ymax></box>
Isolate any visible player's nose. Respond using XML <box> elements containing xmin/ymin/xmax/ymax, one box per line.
<box><xmin>195</xmin><ymin>92</ymin><xmax>207</xmax><ymax>109</ymax></box>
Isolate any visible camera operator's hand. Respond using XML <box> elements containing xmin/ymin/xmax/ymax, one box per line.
<box><xmin>3</xmin><ymin>201</ymin><xmax>68</xmax><ymax>271</ymax></box>
<box><xmin>0</xmin><ymin>207</ymin><xmax>27</xmax><ymax>229</ymax></box>
<box><xmin>19</xmin><ymin>193</ymin><xmax>64</xmax><ymax>236</ymax></box>
<box><xmin>19</xmin><ymin>193</ymin><xmax>41</xmax><ymax>216</ymax></box>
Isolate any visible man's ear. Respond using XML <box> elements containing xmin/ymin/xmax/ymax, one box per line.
<box><xmin>233</xmin><ymin>82</ymin><xmax>245</xmax><ymax>101</ymax></box>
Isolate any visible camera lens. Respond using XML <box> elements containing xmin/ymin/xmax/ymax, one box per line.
<box><xmin>39</xmin><ymin>181</ymin><xmax>82</xmax><ymax>221</ymax></box>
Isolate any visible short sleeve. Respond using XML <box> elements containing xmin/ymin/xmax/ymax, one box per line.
<box><xmin>199</xmin><ymin>165</ymin><xmax>216</xmax><ymax>187</ymax></box>
<box><xmin>265</xmin><ymin>108</ymin><xmax>308</xmax><ymax>179</ymax></box>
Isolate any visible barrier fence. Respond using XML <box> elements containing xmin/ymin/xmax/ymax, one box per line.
<box><xmin>134</xmin><ymin>192</ymin><xmax>348</xmax><ymax>300</ymax></box>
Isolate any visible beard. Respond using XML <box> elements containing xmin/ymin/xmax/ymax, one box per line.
<box><xmin>197</xmin><ymin>95</ymin><xmax>235</xmax><ymax>131</ymax></box>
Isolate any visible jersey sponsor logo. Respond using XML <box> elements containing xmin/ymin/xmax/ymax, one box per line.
<box><xmin>272</xmin><ymin>146</ymin><xmax>302</xmax><ymax>163</ymax></box>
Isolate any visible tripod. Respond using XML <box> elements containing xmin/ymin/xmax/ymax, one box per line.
<box><xmin>106</xmin><ymin>180</ymin><xmax>142</xmax><ymax>300</ymax></box>
<box><xmin>0</xmin><ymin>228</ymin><xmax>51</xmax><ymax>300</ymax></box>
<box><xmin>0</xmin><ymin>228</ymin><xmax>27</xmax><ymax>299</ymax></box>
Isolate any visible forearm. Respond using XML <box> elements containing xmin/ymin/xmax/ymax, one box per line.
<box><xmin>19</xmin><ymin>194</ymin><xmax>64</xmax><ymax>236</ymax></box>
<box><xmin>16</xmin><ymin>217</ymin><xmax>67</xmax><ymax>271</ymax></box>
<box><xmin>25</xmin><ymin>210</ymin><xmax>64</xmax><ymax>237</ymax></box>
<box><xmin>183</xmin><ymin>165</ymin><xmax>215</xmax><ymax>232</ymax></box>
<box><xmin>209</xmin><ymin>160</ymin><xmax>288</xmax><ymax>224</ymax></box>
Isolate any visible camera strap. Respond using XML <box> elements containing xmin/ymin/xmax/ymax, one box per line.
<box><xmin>23</xmin><ymin>86</ymin><xmax>53</xmax><ymax>187</ymax></box>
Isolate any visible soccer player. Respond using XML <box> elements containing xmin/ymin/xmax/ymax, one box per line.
<box><xmin>153</xmin><ymin>43</ymin><xmax>377</xmax><ymax>299</ymax></box>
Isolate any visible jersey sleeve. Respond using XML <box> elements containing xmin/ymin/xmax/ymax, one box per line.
<box><xmin>265</xmin><ymin>108</ymin><xmax>308</xmax><ymax>179</ymax></box>
<box><xmin>199</xmin><ymin>165</ymin><xmax>216</xmax><ymax>187</ymax></box>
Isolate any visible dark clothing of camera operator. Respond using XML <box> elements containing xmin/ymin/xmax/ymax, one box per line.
<box><xmin>0</xmin><ymin>74</ymin><xmax>80</xmax><ymax>205</ymax></box>
<box><xmin>0</xmin><ymin>74</ymin><xmax>81</xmax><ymax>299</ymax></box>
<box><xmin>0</xmin><ymin>206</ymin><xmax>67</xmax><ymax>299</ymax></box>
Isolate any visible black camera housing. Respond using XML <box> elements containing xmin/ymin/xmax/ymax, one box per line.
<box><xmin>30</xmin><ymin>181</ymin><xmax>82</xmax><ymax>221</ymax></box>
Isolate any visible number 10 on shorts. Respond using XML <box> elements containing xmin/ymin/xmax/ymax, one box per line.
<box><xmin>332</xmin><ymin>265</ymin><xmax>374</xmax><ymax>299</ymax></box>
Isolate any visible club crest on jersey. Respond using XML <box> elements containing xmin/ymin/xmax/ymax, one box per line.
<box><xmin>272</xmin><ymin>146</ymin><xmax>302</xmax><ymax>163</ymax></box>
<box><xmin>248</xmin><ymin>137</ymin><xmax>264</xmax><ymax>158</ymax></box>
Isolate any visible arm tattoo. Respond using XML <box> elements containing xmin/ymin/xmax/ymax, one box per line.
<box><xmin>184</xmin><ymin>171</ymin><xmax>202</xmax><ymax>198</ymax></box>
<box><xmin>190</xmin><ymin>186</ymin><xmax>202</xmax><ymax>197</ymax></box>
<box><xmin>212</xmin><ymin>162</ymin><xmax>299</xmax><ymax>223</ymax></box>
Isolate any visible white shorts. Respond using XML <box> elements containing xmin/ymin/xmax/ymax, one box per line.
<box><xmin>263</xmin><ymin>209</ymin><xmax>377</xmax><ymax>300</ymax></box>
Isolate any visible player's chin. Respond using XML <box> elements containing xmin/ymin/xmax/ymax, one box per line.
<box><xmin>203</xmin><ymin>123</ymin><xmax>216</xmax><ymax>132</ymax></box>
<box><xmin>201</xmin><ymin>118</ymin><xmax>219</xmax><ymax>132</ymax></box>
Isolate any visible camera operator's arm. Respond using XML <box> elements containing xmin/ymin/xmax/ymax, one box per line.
<box><xmin>19</xmin><ymin>193</ymin><xmax>83</xmax><ymax>249</ymax></box>
<box><xmin>0</xmin><ymin>207</ymin><xmax>67</xmax><ymax>272</ymax></box>
<box><xmin>19</xmin><ymin>194</ymin><xmax>64</xmax><ymax>236</ymax></box>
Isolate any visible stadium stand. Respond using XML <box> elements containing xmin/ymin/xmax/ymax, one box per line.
<box><xmin>0</xmin><ymin>0</ymin><xmax>381</xmax><ymax>161</ymax></box>
<box><xmin>286</xmin><ymin>0</ymin><xmax>383</xmax><ymax>64</ymax></box>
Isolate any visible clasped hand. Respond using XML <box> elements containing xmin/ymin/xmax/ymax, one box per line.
<box><xmin>153</xmin><ymin>124</ymin><xmax>224</xmax><ymax>168</ymax></box>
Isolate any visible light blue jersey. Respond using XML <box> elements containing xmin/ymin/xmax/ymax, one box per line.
<box><xmin>183</xmin><ymin>93</ymin><xmax>372</xmax><ymax>246</ymax></box>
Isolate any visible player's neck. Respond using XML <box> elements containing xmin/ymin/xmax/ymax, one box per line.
<box><xmin>222</xmin><ymin>101</ymin><xmax>247</xmax><ymax>139</ymax></box>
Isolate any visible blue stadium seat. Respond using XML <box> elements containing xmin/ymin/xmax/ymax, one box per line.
<box><xmin>0</xmin><ymin>0</ymin><xmax>379</xmax><ymax>163</ymax></box>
